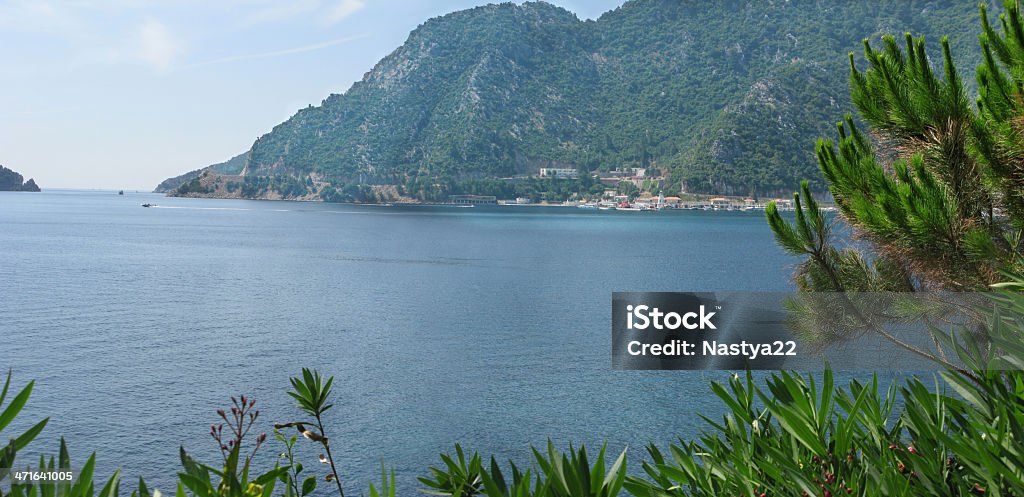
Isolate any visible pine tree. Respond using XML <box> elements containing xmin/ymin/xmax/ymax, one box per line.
<box><xmin>765</xmin><ymin>1</ymin><xmax>1024</xmax><ymax>363</ymax></box>
<box><xmin>768</xmin><ymin>1</ymin><xmax>1024</xmax><ymax>292</ymax></box>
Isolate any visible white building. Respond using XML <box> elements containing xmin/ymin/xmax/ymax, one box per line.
<box><xmin>539</xmin><ymin>168</ymin><xmax>578</xmax><ymax>179</ymax></box>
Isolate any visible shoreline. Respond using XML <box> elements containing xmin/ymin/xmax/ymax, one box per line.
<box><xmin>158</xmin><ymin>193</ymin><xmax>825</xmax><ymax>212</ymax></box>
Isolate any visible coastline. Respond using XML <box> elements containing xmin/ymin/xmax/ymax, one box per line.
<box><xmin>160</xmin><ymin>192</ymin><xmax>824</xmax><ymax>212</ymax></box>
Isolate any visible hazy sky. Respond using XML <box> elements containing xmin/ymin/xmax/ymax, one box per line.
<box><xmin>0</xmin><ymin>0</ymin><xmax>625</xmax><ymax>190</ymax></box>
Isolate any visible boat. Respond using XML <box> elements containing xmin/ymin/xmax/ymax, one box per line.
<box><xmin>118</xmin><ymin>190</ymin><xmax>124</xmax><ymax>195</ymax></box>
<box><xmin>577</xmin><ymin>203</ymin><xmax>599</xmax><ymax>210</ymax></box>
<box><xmin>142</xmin><ymin>203</ymin><xmax>154</xmax><ymax>208</ymax></box>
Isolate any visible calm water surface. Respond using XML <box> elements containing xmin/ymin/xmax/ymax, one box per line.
<box><xmin>1</xmin><ymin>190</ymin><xmax>797</xmax><ymax>493</ymax></box>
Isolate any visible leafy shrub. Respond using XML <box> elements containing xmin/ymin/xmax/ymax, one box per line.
<box><xmin>419</xmin><ymin>444</ymin><xmax>483</xmax><ymax>497</ymax></box>
<box><xmin>0</xmin><ymin>370</ymin><xmax>120</xmax><ymax>497</ymax></box>
<box><xmin>419</xmin><ymin>441</ymin><xmax>626</xmax><ymax>497</ymax></box>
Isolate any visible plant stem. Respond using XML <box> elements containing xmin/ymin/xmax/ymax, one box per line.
<box><xmin>833</xmin><ymin>287</ymin><xmax>981</xmax><ymax>385</ymax></box>
<box><xmin>810</xmin><ymin>249</ymin><xmax>982</xmax><ymax>385</ymax></box>
<box><xmin>315</xmin><ymin>414</ymin><xmax>345</xmax><ymax>497</ymax></box>
<box><xmin>285</xmin><ymin>437</ymin><xmax>300</xmax><ymax>497</ymax></box>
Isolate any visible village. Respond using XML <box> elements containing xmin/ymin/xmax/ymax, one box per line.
<box><xmin>448</xmin><ymin>166</ymin><xmax>821</xmax><ymax>211</ymax></box>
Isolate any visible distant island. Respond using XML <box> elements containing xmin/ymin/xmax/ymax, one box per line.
<box><xmin>0</xmin><ymin>165</ymin><xmax>40</xmax><ymax>192</ymax></box>
<box><xmin>156</xmin><ymin>0</ymin><xmax>986</xmax><ymax>204</ymax></box>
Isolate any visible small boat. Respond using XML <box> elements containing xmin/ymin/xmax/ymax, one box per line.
<box><xmin>118</xmin><ymin>190</ymin><xmax>124</xmax><ymax>195</ymax></box>
<box><xmin>142</xmin><ymin>203</ymin><xmax>154</xmax><ymax>208</ymax></box>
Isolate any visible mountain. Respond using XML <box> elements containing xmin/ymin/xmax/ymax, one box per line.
<box><xmin>0</xmin><ymin>165</ymin><xmax>40</xmax><ymax>192</ymax></box>
<box><xmin>159</xmin><ymin>0</ymin><xmax>989</xmax><ymax>201</ymax></box>
<box><xmin>154</xmin><ymin>151</ymin><xmax>248</xmax><ymax>193</ymax></box>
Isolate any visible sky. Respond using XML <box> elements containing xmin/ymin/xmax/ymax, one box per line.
<box><xmin>0</xmin><ymin>0</ymin><xmax>625</xmax><ymax>190</ymax></box>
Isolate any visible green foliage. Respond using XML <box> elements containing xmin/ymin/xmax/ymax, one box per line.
<box><xmin>402</xmin><ymin>311</ymin><xmax>1024</xmax><ymax>497</ymax></box>
<box><xmin>0</xmin><ymin>371</ymin><xmax>120</xmax><ymax>497</ymax></box>
<box><xmin>0</xmin><ymin>370</ymin><xmax>48</xmax><ymax>497</ymax></box>
<box><xmin>8</xmin><ymin>440</ymin><xmax>123</xmax><ymax>497</ymax></box>
<box><xmin>0</xmin><ymin>371</ymin><xmax>48</xmax><ymax>458</ymax></box>
<box><xmin>765</xmin><ymin>1</ymin><xmax>1024</xmax><ymax>360</ymax></box>
<box><xmin>155</xmin><ymin>152</ymin><xmax>249</xmax><ymax>193</ymax></box>
<box><xmin>238</xmin><ymin>176</ymin><xmax>311</xmax><ymax>199</ymax></box>
<box><xmin>178</xmin><ymin>396</ymin><xmax>283</xmax><ymax>497</ymax></box>
<box><xmin>272</xmin><ymin>431</ymin><xmax>300</xmax><ymax>497</ymax></box>
<box><xmin>418</xmin><ymin>442</ymin><xmax>625</xmax><ymax>497</ymax></box>
<box><xmin>774</xmin><ymin>1</ymin><xmax>1024</xmax><ymax>293</ymax></box>
<box><xmin>272</xmin><ymin>430</ymin><xmax>318</xmax><ymax>497</ymax></box>
<box><xmin>287</xmin><ymin>369</ymin><xmax>334</xmax><ymax>418</ymax></box>
<box><xmin>767</xmin><ymin>181</ymin><xmax>916</xmax><ymax>294</ymax></box>
<box><xmin>615</xmin><ymin>181</ymin><xmax>638</xmax><ymax>201</ymax></box>
<box><xmin>418</xmin><ymin>445</ymin><xmax>483</xmax><ymax>497</ymax></box>
<box><xmin>175</xmin><ymin>178</ymin><xmax>212</xmax><ymax>196</ymax></box>
<box><xmin>531</xmin><ymin>442</ymin><xmax>626</xmax><ymax>497</ymax></box>
<box><xmin>750</xmin><ymin>5</ymin><xmax>1024</xmax><ymax>489</ymax></box>
<box><xmin>283</xmin><ymin>369</ymin><xmax>344</xmax><ymax>497</ymax></box>
<box><xmin>623</xmin><ymin>331</ymin><xmax>1024</xmax><ymax>496</ymax></box>
<box><xmin>975</xmin><ymin>1</ymin><xmax>1024</xmax><ymax>222</ymax></box>
<box><xmin>321</xmin><ymin>183</ymin><xmax>372</xmax><ymax>203</ymax></box>
<box><xmin>177</xmin><ymin>444</ymin><xmax>286</xmax><ymax>497</ymax></box>
<box><xmin>367</xmin><ymin>462</ymin><xmax>395</xmax><ymax>497</ymax></box>
<box><xmin>479</xmin><ymin>458</ymin><xmax>540</xmax><ymax>497</ymax></box>
<box><xmin>162</xmin><ymin>1</ymin><xmax>989</xmax><ymax>199</ymax></box>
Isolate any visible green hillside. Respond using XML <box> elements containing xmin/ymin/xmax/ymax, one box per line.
<box><xmin>160</xmin><ymin>0</ymin><xmax>991</xmax><ymax>201</ymax></box>
<box><xmin>154</xmin><ymin>151</ymin><xmax>248</xmax><ymax>193</ymax></box>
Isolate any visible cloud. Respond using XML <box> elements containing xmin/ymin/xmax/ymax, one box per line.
<box><xmin>136</xmin><ymin>19</ymin><xmax>181</xmax><ymax>70</ymax></box>
<box><xmin>181</xmin><ymin>33</ymin><xmax>368</xmax><ymax>70</ymax></box>
<box><xmin>324</xmin><ymin>0</ymin><xmax>365</xmax><ymax>24</ymax></box>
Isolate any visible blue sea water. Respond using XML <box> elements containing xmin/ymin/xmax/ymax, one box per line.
<box><xmin>1</xmin><ymin>190</ymin><xmax>799</xmax><ymax>494</ymax></box>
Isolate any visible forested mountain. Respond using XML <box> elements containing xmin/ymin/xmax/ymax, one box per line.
<box><xmin>159</xmin><ymin>0</ymin><xmax>989</xmax><ymax>201</ymax></box>
<box><xmin>154</xmin><ymin>151</ymin><xmax>248</xmax><ymax>193</ymax></box>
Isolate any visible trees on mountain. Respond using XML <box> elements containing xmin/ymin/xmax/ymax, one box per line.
<box><xmin>767</xmin><ymin>2</ymin><xmax>1024</xmax><ymax>294</ymax></box>
<box><xmin>765</xmin><ymin>1</ymin><xmax>1024</xmax><ymax>370</ymax></box>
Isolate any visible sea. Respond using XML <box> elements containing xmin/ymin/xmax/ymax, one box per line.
<box><xmin>1</xmin><ymin>189</ymin><xmax>802</xmax><ymax>494</ymax></box>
